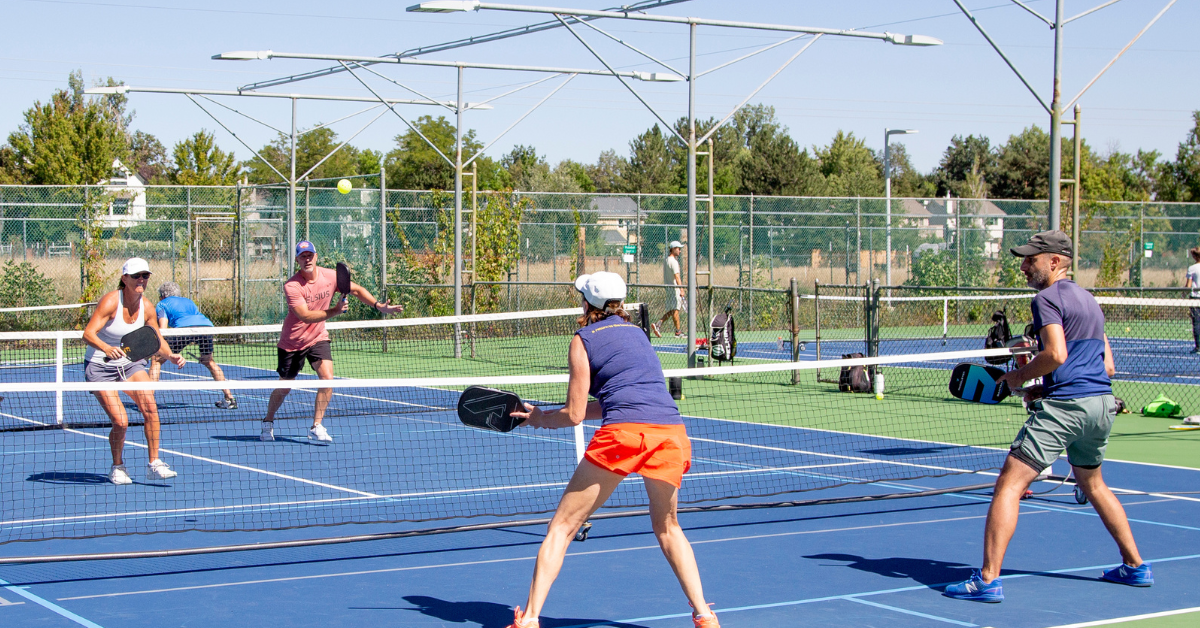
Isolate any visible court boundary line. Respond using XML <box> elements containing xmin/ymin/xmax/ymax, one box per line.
<box><xmin>0</xmin><ymin>577</ymin><xmax>102</xmax><ymax>628</ymax></box>
<box><xmin>1043</xmin><ymin>606</ymin><xmax>1200</xmax><ymax>628</ymax></box>
<box><xmin>843</xmin><ymin>596</ymin><xmax>977</xmax><ymax>626</ymax></box>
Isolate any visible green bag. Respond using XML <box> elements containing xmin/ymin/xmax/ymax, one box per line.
<box><xmin>1141</xmin><ymin>394</ymin><xmax>1182</xmax><ymax>418</ymax></box>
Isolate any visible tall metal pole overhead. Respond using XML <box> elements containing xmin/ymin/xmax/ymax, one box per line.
<box><xmin>454</xmin><ymin>66</ymin><xmax>465</xmax><ymax>358</ymax></box>
<box><xmin>685</xmin><ymin>22</ymin><xmax>697</xmax><ymax>368</ymax></box>
<box><xmin>952</xmin><ymin>0</ymin><xmax>1177</xmax><ymax>234</ymax></box>
<box><xmin>1048</xmin><ymin>0</ymin><xmax>1065</xmax><ymax>231</ymax></box>
<box><xmin>289</xmin><ymin>97</ymin><xmax>298</xmax><ymax>275</ymax></box>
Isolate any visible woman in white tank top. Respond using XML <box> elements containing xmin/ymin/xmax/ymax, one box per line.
<box><xmin>82</xmin><ymin>257</ymin><xmax>186</xmax><ymax>485</ymax></box>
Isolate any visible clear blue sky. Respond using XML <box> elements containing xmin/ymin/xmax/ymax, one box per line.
<box><xmin>3</xmin><ymin>0</ymin><xmax>1196</xmax><ymax>175</ymax></box>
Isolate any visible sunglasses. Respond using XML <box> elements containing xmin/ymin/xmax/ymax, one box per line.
<box><xmin>129</xmin><ymin>272</ymin><xmax>151</xmax><ymax>280</ymax></box>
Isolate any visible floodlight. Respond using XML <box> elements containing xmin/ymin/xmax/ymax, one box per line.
<box><xmin>212</xmin><ymin>50</ymin><xmax>274</xmax><ymax>61</ymax></box>
<box><xmin>635</xmin><ymin>71</ymin><xmax>685</xmax><ymax>82</ymax></box>
<box><xmin>408</xmin><ymin>1</ymin><xmax>480</xmax><ymax>12</ymax></box>
<box><xmin>887</xmin><ymin>129</ymin><xmax>918</xmax><ymax>136</ymax></box>
<box><xmin>885</xmin><ymin>33</ymin><xmax>942</xmax><ymax>46</ymax></box>
<box><xmin>84</xmin><ymin>86</ymin><xmax>129</xmax><ymax>95</ymax></box>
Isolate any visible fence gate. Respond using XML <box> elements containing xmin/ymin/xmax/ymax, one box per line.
<box><xmin>239</xmin><ymin>214</ymin><xmax>288</xmax><ymax>325</ymax></box>
<box><xmin>189</xmin><ymin>212</ymin><xmax>239</xmax><ymax>325</ymax></box>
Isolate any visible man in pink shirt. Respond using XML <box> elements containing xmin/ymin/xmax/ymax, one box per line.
<box><xmin>260</xmin><ymin>241</ymin><xmax>402</xmax><ymax>442</ymax></box>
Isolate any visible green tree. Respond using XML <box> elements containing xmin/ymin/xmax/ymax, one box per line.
<box><xmin>244</xmin><ymin>126</ymin><xmax>363</xmax><ymax>184</ymax></box>
<box><xmin>129</xmin><ymin>130</ymin><xmax>169</xmax><ymax>183</ymax></box>
<box><xmin>587</xmin><ymin>149</ymin><xmax>629</xmax><ymax>193</ymax></box>
<box><xmin>885</xmin><ymin>142</ymin><xmax>935</xmax><ymax>197</ymax></box>
<box><xmin>816</xmin><ymin>131</ymin><xmax>883</xmax><ymax>197</ymax></box>
<box><xmin>0</xmin><ymin>145</ymin><xmax>22</xmax><ymax>184</ymax></box>
<box><xmin>992</xmin><ymin>126</ymin><xmax>1051</xmax><ymax>200</ymax></box>
<box><xmin>727</xmin><ymin>106</ymin><xmax>820</xmax><ymax>196</ymax></box>
<box><xmin>170</xmin><ymin>130</ymin><xmax>241</xmax><ymax>185</ymax></box>
<box><xmin>7</xmin><ymin>71</ymin><xmax>131</xmax><ymax>185</ymax></box>
<box><xmin>933</xmin><ymin>135</ymin><xmax>996</xmax><ymax>197</ymax></box>
<box><xmin>385</xmin><ymin>115</ymin><xmax>504</xmax><ymax>191</ymax></box>
<box><xmin>1159</xmin><ymin>111</ymin><xmax>1200</xmax><ymax>202</ymax></box>
<box><xmin>624</xmin><ymin>124</ymin><xmax>676</xmax><ymax>193</ymax></box>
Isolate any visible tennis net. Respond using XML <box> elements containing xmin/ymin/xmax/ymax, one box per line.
<box><xmin>0</xmin><ymin>347</ymin><xmax>1018</xmax><ymax>545</ymax></box>
<box><xmin>0</xmin><ymin>305</ymin><xmax>651</xmax><ymax>393</ymax></box>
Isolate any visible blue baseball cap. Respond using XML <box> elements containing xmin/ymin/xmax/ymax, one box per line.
<box><xmin>295</xmin><ymin>241</ymin><xmax>317</xmax><ymax>257</ymax></box>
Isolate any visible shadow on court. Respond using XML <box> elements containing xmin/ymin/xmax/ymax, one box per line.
<box><xmin>26</xmin><ymin>472</ymin><xmax>110</xmax><ymax>485</ymax></box>
<box><xmin>804</xmin><ymin>553</ymin><xmax>1103</xmax><ymax>587</ymax></box>
<box><xmin>388</xmin><ymin>596</ymin><xmax>648</xmax><ymax>628</ymax></box>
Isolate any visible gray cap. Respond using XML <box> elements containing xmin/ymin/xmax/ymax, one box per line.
<box><xmin>1010</xmin><ymin>230</ymin><xmax>1073</xmax><ymax>258</ymax></box>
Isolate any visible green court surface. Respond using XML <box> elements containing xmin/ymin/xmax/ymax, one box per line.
<box><xmin>1078</xmin><ymin>608</ymin><xmax>1200</xmax><ymax>628</ymax></box>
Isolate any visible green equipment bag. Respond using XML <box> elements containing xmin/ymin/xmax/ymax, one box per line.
<box><xmin>1141</xmin><ymin>394</ymin><xmax>1182</xmax><ymax>418</ymax></box>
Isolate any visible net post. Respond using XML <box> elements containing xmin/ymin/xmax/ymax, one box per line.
<box><xmin>54</xmin><ymin>331</ymin><xmax>64</xmax><ymax>424</ymax></box>
<box><xmin>942</xmin><ymin>298</ymin><xmax>949</xmax><ymax>345</ymax></box>
<box><xmin>813</xmin><ymin>279</ymin><xmax>822</xmax><ymax>381</ymax></box>
<box><xmin>868</xmin><ymin>279</ymin><xmax>880</xmax><ymax>358</ymax></box>
<box><xmin>790</xmin><ymin>277</ymin><xmax>800</xmax><ymax>384</ymax></box>
<box><xmin>573</xmin><ymin>423</ymin><xmax>585</xmax><ymax>463</ymax></box>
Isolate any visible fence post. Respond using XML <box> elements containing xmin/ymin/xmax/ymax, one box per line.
<box><xmin>814</xmin><ymin>279</ymin><xmax>822</xmax><ymax>382</ymax></box>
<box><xmin>790</xmin><ymin>276</ymin><xmax>800</xmax><ymax>384</ymax></box>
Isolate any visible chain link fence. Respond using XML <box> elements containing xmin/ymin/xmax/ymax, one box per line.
<box><xmin>3</xmin><ymin>184</ymin><xmax>1199</xmax><ymax>329</ymax></box>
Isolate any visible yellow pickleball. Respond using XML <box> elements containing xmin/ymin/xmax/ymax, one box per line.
<box><xmin>337</xmin><ymin>179</ymin><xmax>352</xmax><ymax>194</ymax></box>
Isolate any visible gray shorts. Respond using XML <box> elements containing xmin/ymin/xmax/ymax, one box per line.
<box><xmin>84</xmin><ymin>359</ymin><xmax>148</xmax><ymax>382</ymax></box>
<box><xmin>664</xmin><ymin>287</ymin><xmax>684</xmax><ymax>313</ymax></box>
<box><xmin>1010</xmin><ymin>394</ymin><xmax>1116</xmax><ymax>471</ymax></box>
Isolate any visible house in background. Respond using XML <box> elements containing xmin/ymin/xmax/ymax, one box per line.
<box><xmin>96</xmin><ymin>159</ymin><xmax>146</xmax><ymax>228</ymax></box>
<box><xmin>900</xmin><ymin>197</ymin><xmax>1007</xmax><ymax>258</ymax></box>
<box><xmin>592</xmin><ymin>196</ymin><xmax>639</xmax><ymax>247</ymax></box>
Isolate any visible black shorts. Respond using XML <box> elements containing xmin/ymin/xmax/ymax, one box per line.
<box><xmin>277</xmin><ymin>340</ymin><xmax>333</xmax><ymax>379</ymax></box>
<box><xmin>167</xmin><ymin>334</ymin><xmax>214</xmax><ymax>356</ymax></box>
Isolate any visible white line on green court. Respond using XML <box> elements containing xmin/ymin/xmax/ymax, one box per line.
<box><xmin>1043</xmin><ymin>606</ymin><xmax>1200</xmax><ymax>628</ymax></box>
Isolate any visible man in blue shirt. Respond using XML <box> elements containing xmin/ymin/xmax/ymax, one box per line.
<box><xmin>150</xmin><ymin>282</ymin><xmax>236</xmax><ymax>409</ymax></box>
<box><xmin>945</xmin><ymin>231</ymin><xmax>1151</xmax><ymax>603</ymax></box>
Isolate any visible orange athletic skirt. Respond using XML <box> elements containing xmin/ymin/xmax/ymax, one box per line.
<box><xmin>584</xmin><ymin>423</ymin><xmax>691</xmax><ymax>488</ymax></box>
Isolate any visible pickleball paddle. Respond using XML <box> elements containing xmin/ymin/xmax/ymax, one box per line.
<box><xmin>105</xmin><ymin>326</ymin><xmax>161</xmax><ymax>363</ymax></box>
<box><xmin>948</xmin><ymin>363</ymin><xmax>1012</xmax><ymax>405</ymax></box>
<box><xmin>457</xmin><ymin>386</ymin><xmax>526</xmax><ymax>433</ymax></box>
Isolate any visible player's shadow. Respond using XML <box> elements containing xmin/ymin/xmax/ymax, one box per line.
<box><xmin>367</xmin><ymin>596</ymin><xmax>647</xmax><ymax>628</ymax></box>
<box><xmin>210</xmin><ymin>435</ymin><xmax>325</xmax><ymax>446</ymax></box>
<box><xmin>859</xmin><ymin>446</ymin><xmax>955</xmax><ymax>457</ymax></box>
<box><xmin>805</xmin><ymin>553</ymin><xmax>975</xmax><ymax>587</ymax></box>
<box><xmin>27</xmin><ymin>471</ymin><xmax>111</xmax><ymax>485</ymax></box>
<box><xmin>805</xmin><ymin>553</ymin><xmax>1098</xmax><ymax>587</ymax></box>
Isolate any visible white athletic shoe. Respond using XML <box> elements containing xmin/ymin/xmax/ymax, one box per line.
<box><xmin>110</xmin><ymin>464</ymin><xmax>132</xmax><ymax>485</ymax></box>
<box><xmin>650</xmin><ymin>323</ymin><xmax>662</xmax><ymax>338</ymax></box>
<box><xmin>146</xmin><ymin>459</ymin><xmax>177</xmax><ymax>480</ymax></box>
<box><xmin>308</xmin><ymin>424</ymin><xmax>333</xmax><ymax>442</ymax></box>
<box><xmin>260</xmin><ymin>421</ymin><xmax>275</xmax><ymax>442</ymax></box>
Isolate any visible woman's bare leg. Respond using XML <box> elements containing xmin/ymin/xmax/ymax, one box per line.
<box><xmin>92</xmin><ymin>390</ymin><xmax>129</xmax><ymax>465</ymax></box>
<box><xmin>645</xmin><ymin>477</ymin><xmax>711</xmax><ymax>615</ymax></box>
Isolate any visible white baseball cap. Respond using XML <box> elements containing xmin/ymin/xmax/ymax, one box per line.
<box><xmin>574</xmin><ymin>272</ymin><xmax>627</xmax><ymax>308</ymax></box>
<box><xmin>121</xmin><ymin>257</ymin><xmax>151</xmax><ymax>276</ymax></box>
<box><xmin>669</xmin><ymin>241</ymin><xmax>683</xmax><ymax>250</ymax></box>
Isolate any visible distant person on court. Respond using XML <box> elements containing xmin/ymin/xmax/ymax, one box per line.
<box><xmin>150</xmin><ymin>281</ymin><xmax>236</xmax><ymax>409</ymax></box>
<box><xmin>82</xmin><ymin>257</ymin><xmax>186</xmax><ymax>484</ymax></box>
<box><xmin>1185</xmin><ymin>246</ymin><xmax>1200</xmax><ymax>354</ymax></box>
<box><xmin>259</xmin><ymin>241</ymin><xmax>402</xmax><ymax>443</ymax></box>
<box><xmin>944</xmin><ymin>231</ymin><xmax>1151</xmax><ymax>603</ymax></box>
<box><xmin>652</xmin><ymin>240</ymin><xmax>684</xmax><ymax>338</ymax></box>
<box><xmin>505</xmin><ymin>272</ymin><xmax>720</xmax><ymax>628</ymax></box>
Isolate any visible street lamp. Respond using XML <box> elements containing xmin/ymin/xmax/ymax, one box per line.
<box><xmin>884</xmin><ymin>128</ymin><xmax>917</xmax><ymax>290</ymax></box>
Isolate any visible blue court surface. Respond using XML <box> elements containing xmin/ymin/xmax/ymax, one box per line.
<box><xmin>1</xmin><ymin>384</ymin><xmax>1197</xmax><ymax>627</ymax></box>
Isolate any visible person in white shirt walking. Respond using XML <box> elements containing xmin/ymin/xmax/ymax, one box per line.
<box><xmin>1185</xmin><ymin>247</ymin><xmax>1200</xmax><ymax>354</ymax></box>
<box><xmin>652</xmin><ymin>241</ymin><xmax>685</xmax><ymax>338</ymax></box>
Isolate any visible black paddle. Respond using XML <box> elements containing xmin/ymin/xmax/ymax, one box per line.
<box><xmin>457</xmin><ymin>386</ymin><xmax>526</xmax><ymax>433</ymax></box>
<box><xmin>104</xmin><ymin>326</ymin><xmax>161</xmax><ymax>363</ymax></box>
<box><xmin>336</xmin><ymin>262</ymin><xmax>352</xmax><ymax>307</ymax></box>
<box><xmin>948</xmin><ymin>363</ymin><xmax>1013</xmax><ymax>405</ymax></box>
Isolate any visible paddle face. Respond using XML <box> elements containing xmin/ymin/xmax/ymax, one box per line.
<box><xmin>336</xmin><ymin>262</ymin><xmax>352</xmax><ymax>299</ymax></box>
<box><xmin>457</xmin><ymin>386</ymin><xmax>525</xmax><ymax>433</ymax></box>
<box><xmin>106</xmin><ymin>326</ymin><xmax>160</xmax><ymax>363</ymax></box>
<box><xmin>949</xmin><ymin>363</ymin><xmax>1011</xmax><ymax>404</ymax></box>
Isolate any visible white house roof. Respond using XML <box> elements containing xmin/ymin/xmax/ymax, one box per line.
<box><xmin>590</xmin><ymin>196</ymin><xmax>638</xmax><ymax>218</ymax></box>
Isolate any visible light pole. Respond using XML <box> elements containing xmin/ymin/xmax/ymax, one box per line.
<box><xmin>884</xmin><ymin>128</ymin><xmax>916</xmax><ymax>290</ymax></box>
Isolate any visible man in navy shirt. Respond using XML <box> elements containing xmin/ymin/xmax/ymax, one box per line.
<box><xmin>945</xmin><ymin>231</ymin><xmax>1151</xmax><ymax>603</ymax></box>
<box><xmin>150</xmin><ymin>282</ymin><xmax>236</xmax><ymax>409</ymax></box>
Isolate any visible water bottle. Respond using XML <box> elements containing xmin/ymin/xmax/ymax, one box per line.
<box><xmin>874</xmin><ymin>372</ymin><xmax>885</xmax><ymax>400</ymax></box>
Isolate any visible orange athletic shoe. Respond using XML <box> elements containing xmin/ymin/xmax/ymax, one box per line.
<box><xmin>505</xmin><ymin>606</ymin><xmax>539</xmax><ymax>628</ymax></box>
<box><xmin>692</xmin><ymin>611</ymin><xmax>720</xmax><ymax>628</ymax></box>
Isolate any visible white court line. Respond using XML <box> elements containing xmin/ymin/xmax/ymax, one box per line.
<box><xmin>0</xmin><ymin>411</ymin><xmax>381</xmax><ymax>498</ymax></box>
<box><xmin>1042</xmin><ymin>607</ymin><xmax>1200</xmax><ymax>628</ymax></box>
<box><xmin>54</xmin><ymin>511</ymin><xmax>1017</xmax><ymax>601</ymax></box>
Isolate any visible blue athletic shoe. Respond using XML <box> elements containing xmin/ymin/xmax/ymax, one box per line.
<box><xmin>1101</xmin><ymin>563</ymin><xmax>1154</xmax><ymax>587</ymax></box>
<box><xmin>943</xmin><ymin>569</ymin><xmax>1004</xmax><ymax>603</ymax></box>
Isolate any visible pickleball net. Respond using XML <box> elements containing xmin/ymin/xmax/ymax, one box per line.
<box><xmin>0</xmin><ymin>346</ymin><xmax>1020</xmax><ymax>547</ymax></box>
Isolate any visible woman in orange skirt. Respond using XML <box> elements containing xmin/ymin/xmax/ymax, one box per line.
<box><xmin>506</xmin><ymin>271</ymin><xmax>719</xmax><ymax>628</ymax></box>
